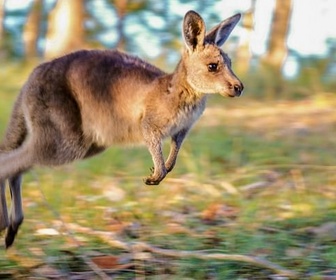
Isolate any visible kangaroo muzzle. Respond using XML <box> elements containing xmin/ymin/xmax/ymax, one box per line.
<box><xmin>227</xmin><ymin>80</ymin><xmax>244</xmax><ymax>97</ymax></box>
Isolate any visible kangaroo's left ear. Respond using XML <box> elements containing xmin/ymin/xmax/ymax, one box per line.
<box><xmin>183</xmin><ymin>10</ymin><xmax>206</xmax><ymax>52</ymax></box>
<box><xmin>205</xmin><ymin>13</ymin><xmax>241</xmax><ymax>47</ymax></box>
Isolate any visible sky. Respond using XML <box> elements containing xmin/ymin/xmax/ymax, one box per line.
<box><xmin>228</xmin><ymin>0</ymin><xmax>336</xmax><ymax>57</ymax></box>
<box><xmin>289</xmin><ymin>0</ymin><xmax>336</xmax><ymax>56</ymax></box>
<box><xmin>196</xmin><ymin>0</ymin><xmax>335</xmax><ymax>77</ymax></box>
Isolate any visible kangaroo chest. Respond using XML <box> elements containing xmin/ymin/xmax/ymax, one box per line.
<box><xmin>168</xmin><ymin>96</ymin><xmax>207</xmax><ymax>136</ymax></box>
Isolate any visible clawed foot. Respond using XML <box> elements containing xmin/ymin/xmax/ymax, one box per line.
<box><xmin>0</xmin><ymin>218</ymin><xmax>23</xmax><ymax>249</ymax></box>
<box><xmin>5</xmin><ymin>219</ymin><xmax>23</xmax><ymax>248</ymax></box>
<box><xmin>144</xmin><ymin>177</ymin><xmax>161</xmax><ymax>185</ymax></box>
<box><xmin>144</xmin><ymin>167</ymin><xmax>167</xmax><ymax>185</ymax></box>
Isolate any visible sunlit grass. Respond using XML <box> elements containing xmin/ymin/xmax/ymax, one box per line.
<box><xmin>0</xmin><ymin>62</ymin><xmax>336</xmax><ymax>278</ymax></box>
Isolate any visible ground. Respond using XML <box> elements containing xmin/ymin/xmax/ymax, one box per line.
<box><xmin>0</xmin><ymin>64</ymin><xmax>335</xmax><ymax>279</ymax></box>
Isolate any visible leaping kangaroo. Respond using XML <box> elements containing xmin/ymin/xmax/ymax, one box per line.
<box><xmin>0</xmin><ymin>10</ymin><xmax>243</xmax><ymax>248</ymax></box>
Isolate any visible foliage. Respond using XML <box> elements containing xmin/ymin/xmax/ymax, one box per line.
<box><xmin>1</xmin><ymin>0</ymin><xmax>335</xmax><ymax>98</ymax></box>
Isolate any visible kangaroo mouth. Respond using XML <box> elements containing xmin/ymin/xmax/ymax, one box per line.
<box><xmin>233</xmin><ymin>91</ymin><xmax>243</xmax><ymax>97</ymax></box>
<box><xmin>227</xmin><ymin>89</ymin><xmax>243</xmax><ymax>98</ymax></box>
<box><xmin>223</xmin><ymin>92</ymin><xmax>240</xmax><ymax>98</ymax></box>
<box><xmin>218</xmin><ymin>87</ymin><xmax>243</xmax><ymax>97</ymax></box>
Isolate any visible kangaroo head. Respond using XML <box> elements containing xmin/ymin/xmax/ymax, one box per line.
<box><xmin>182</xmin><ymin>10</ymin><xmax>243</xmax><ymax>97</ymax></box>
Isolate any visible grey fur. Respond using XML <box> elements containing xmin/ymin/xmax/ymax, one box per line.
<box><xmin>0</xmin><ymin>10</ymin><xmax>243</xmax><ymax>248</ymax></box>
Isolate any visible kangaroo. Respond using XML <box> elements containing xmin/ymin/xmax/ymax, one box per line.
<box><xmin>0</xmin><ymin>10</ymin><xmax>243</xmax><ymax>248</ymax></box>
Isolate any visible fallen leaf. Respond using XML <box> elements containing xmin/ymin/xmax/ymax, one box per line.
<box><xmin>91</xmin><ymin>255</ymin><xmax>134</xmax><ymax>272</ymax></box>
<box><xmin>166</xmin><ymin>223</ymin><xmax>193</xmax><ymax>235</ymax></box>
<box><xmin>105</xmin><ymin>218</ymin><xmax>128</xmax><ymax>233</ymax></box>
<box><xmin>91</xmin><ymin>255</ymin><xmax>119</xmax><ymax>269</ymax></box>
<box><xmin>201</xmin><ymin>203</ymin><xmax>239</xmax><ymax>224</ymax></box>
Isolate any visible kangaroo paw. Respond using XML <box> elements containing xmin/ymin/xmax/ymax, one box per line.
<box><xmin>144</xmin><ymin>177</ymin><xmax>161</xmax><ymax>185</ymax></box>
<box><xmin>144</xmin><ymin>171</ymin><xmax>167</xmax><ymax>185</ymax></box>
<box><xmin>5</xmin><ymin>218</ymin><xmax>23</xmax><ymax>249</ymax></box>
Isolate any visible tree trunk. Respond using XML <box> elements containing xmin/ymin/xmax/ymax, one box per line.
<box><xmin>263</xmin><ymin>0</ymin><xmax>292</xmax><ymax>72</ymax></box>
<box><xmin>0</xmin><ymin>0</ymin><xmax>6</xmax><ymax>59</ymax></box>
<box><xmin>108</xmin><ymin>0</ymin><xmax>146</xmax><ymax>50</ymax></box>
<box><xmin>44</xmin><ymin>0</ymin><xmax>85</xmax><ymax>59</ymax></box>
<box><xmin>0</xmin><ymin>0</ymin><xmax>4</xmax><ymax>39</ymax></box>
<box><xmin>114</xmin><ymin>0</ymin><xmax>127</xmax><ymax>50</ymax></box>
<box><xmin>235</xmin><ymin>0</ymin><xmax>256</xmax><ymax>75</ymax></box>
<box><xmin>261</xmin><ymin>0</ymin><xmax>292</xmax><ymax>99</ymax></box>
<box><xmin>23</xmin><ymin>0</ymin><xmax>42</xmax><ymax>59</ymax></box>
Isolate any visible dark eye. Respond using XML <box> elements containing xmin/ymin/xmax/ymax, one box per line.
<box><xmin>208</xmin><ymin>63</ymin><xmax>218</xmax><ymax>72</ymax></box>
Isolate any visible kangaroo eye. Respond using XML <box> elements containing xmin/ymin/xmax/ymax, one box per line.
<box><xmin>208</xmin><ymin>63</ymin><xmax>218</xmax><ymax>72</ymax></box>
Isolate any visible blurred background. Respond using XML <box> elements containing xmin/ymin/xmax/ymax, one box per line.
<box><xmin>1</xmin><ymin>0</ymin><xmax>336</xmax><ymax>279</ymax></box>
<box><xmin>1</xmin><ymin>0</ymin><xmax>335</xmax><ymax>93</ymax></box>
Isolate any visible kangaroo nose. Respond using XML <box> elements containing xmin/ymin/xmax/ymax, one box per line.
<box><xmin>234</xmin><ymin>83</ymin><xmax>244</xmax><ymax>96</ymax></box>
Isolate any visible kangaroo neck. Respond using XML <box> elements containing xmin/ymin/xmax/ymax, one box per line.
<box><xmin>166</xmin><ymin>59</ymin><xmax>206</xmax><ymax>104</ymax></box>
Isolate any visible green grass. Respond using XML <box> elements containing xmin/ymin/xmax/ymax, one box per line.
<box><xmin>0</xmin><ymin>62</ymin><xmax>336</xmax><ymax>279</ymax></box>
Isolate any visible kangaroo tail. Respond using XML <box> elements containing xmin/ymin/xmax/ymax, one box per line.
<box><xmin>0</xmin><ymin>140</ymin><xmax>34</xmax><ymax>180</ymax></box>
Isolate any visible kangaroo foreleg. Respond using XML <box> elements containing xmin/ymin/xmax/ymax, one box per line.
<box><xmin>0</xmin><ymin>181</ymin><xmax>9</xmax><ymax>232</ymax></box>
<box><xmin>5</xmin><ymin>175</ymin><xmax>23</xmax><ymax>248</ymax></box>
<box><xmin>144</xmin><ymin>137</ymin><xmax>167</xmax><ymax>185</ymax></box>
<box><xmin>165</xmin><ymin>129</ymin><xmax>188</xmax><ymax>173</ymax></box>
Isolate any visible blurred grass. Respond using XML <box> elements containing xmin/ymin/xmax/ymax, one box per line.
<box><xmin>0</xmin><ymin>61</ymin><xmax>336</xmax><ymax>278</ymax></box>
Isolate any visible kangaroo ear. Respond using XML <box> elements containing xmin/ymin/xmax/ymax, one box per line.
<box><xmin>205</xmin><ymin>13</ymin><xmax>241</xmax><ymax>47</ymax></box>
<box><xmin>183</xmin><ymin>10</ymin><xmax>206</xmax><ymax>52</ymax></box>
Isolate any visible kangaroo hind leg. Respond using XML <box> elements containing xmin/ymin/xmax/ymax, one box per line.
<box><xmin>5</xmin><ymin>175</ymin><xmax>23</xmax><ymax>248</ymax></box>
<box><xmin>0</xmin><ymin>117</ymin><xmax>33</xmax><ymax>181</ymax></box>
<box><xmin>0</xmin><ymin>98</ymin><xmax>31</xmax><ymax>246</ymax></box>
<box><xmin>0</xmin><ymin>181</ymin><xmax>9</xmax><ymax>232</ymax></box>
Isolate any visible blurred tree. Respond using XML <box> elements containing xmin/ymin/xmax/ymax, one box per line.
<box><xmin>236</xmin><ymin>0</ymin><xmax>255</xmax><ymax>75</ymax></box>
<box><xmin>23</xmin><ymin>0</ymin><xmax>42</xmax><ymax>59</ymax></box>
<box><xmin>263</xmin><ymin>0</ymin><xmax>292</xmax><ymax>73</ymax></box>
<box><xmin>128</xmin><ymin>0</ymin><xmax>198</xmax><ymax>66</ymax></box>
<box><xmin>0</xmin><ymin>0</ymin><xmax>5</xmax><ymax>59</ymax></box>
<box><xmin>324</xmin><ymin>38</ymin><xmax>336</xmax><ymax>84</ymax></box>
<box><xmin>86</xmin><ymin>0</ymin><xmax>225</xmax><ymax>68</ymax></box>
<box><xmin>136</xmin><ymin>0</ymin><xmax>182</xmax><ymax>62</ymax></box>
<box><xmin>107</xmin><ymin>0</ymin><xmax>146</xmax><ymax>50</ymax></box>
<box><xmin>114</xmin><ymin>0</ymin><xmax>127</xmax><ymax>49</ymax></box>
<box><xmin>262</xmin><ymin>0</ymin><xmax>292</xmax><ymax>98</ymax></box>
<box><xmin>114</xmin><ymin>0</ymin><xmax>128</xmax><ymax>49</ymax></box>
<box><xmin>44</xmin><ymin>0</ymin><xmax>86</xmax><ymax>58</ymax></box>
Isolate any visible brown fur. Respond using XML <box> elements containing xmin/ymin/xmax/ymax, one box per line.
<box><xmin>0</xmin><ymin>11</ymin><xmax>243</xmax><ymax>248</ymax></box>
